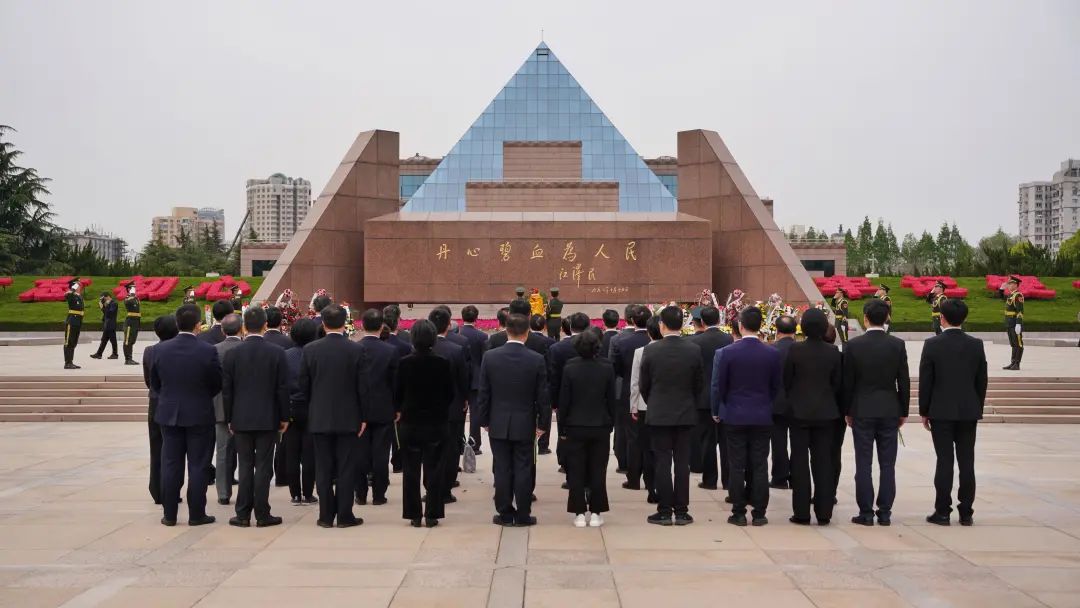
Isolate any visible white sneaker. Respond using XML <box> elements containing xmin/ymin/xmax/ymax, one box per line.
<box><xmin>589</xmin><ymin>513</ymin><xmax>604</xmax><ymax>527</ymax></box>
<box><xmin>573</xmin><ymin>514</ymin><xmax>587</xmax><ymax>528</ymax></box>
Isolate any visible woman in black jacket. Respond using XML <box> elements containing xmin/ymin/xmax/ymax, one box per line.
<box><xmin>284</xmin><ymin>318</ymin><xmax>319</xmax><ymax>505</ymax></box>
<box><xmin>395</xmin><ymin>320</ymin><xmax>455</xmax><ymax>528</ymax></box>
<box><xmin>558</xmin><ymin>331</ymin><xmax>617</xmax><ymax>527</ymax></box>
<box><xmin>783</xmin><ymin>308</ymin><xmax>843</xmax><ymax>525</ymax></box>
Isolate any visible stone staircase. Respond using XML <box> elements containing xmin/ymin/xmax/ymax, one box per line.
<box><xmin>907</xmin><ymin>377</ymin><xmax>1080</xmax><ymax>423</ymax></box>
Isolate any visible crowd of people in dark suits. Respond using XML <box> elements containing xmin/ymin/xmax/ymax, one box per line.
<box><xmin>142</xmin><ymin>291</ymin><xmax>988</xmax><ymax>530</ymax></box>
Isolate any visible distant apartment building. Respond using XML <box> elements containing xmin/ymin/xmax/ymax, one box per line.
<box><xmin>245</xmin><ymin>173</ymin><xmax>312</xmax><ymax>243</ymax></box>
<box><xmin>61</xmin><ymin>228</ymin><xmax>127</xmax><ymax>263</ymax></box>
<box><xmin>1019</xmin><ymin>159</ymin><xmax>1080</xmax><ymax>253</ymax></box>
<box><xmin>151</xmin><ymin>207</ymin><xmax>226</xmax><ymax>247</ymax></box>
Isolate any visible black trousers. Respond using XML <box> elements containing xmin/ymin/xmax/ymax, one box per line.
<box><xmin>1007</xmin><ymin>319</ymin><xmax>1024</xmax><ymax>366</ymax></box>
<box><xmin>274</xmin><ymin>431</ymin><xmax>288</xmax><ymax>486</ymax></box>
<box><xmin>650</xmin><ymin>425</ymin><xmax>692</xmax><ymax>516</ymax></box>
<box><xmin>356</xmin><ymin>422</ymin><xmax>392</xmax><ymax>501</ymax></box>
<box><xmin>613</xmin><ymin>396</ymin><xmax>630</xmax><ymax>470</ymax></box>
<box><xmin>626</xmin><ymin>414</ymin><xmax>654</xmax><ymax>492</ymax></box>
<box><xmin>726</xmin><ymin>424</ymin><xmax>771</xmax><ymax>518</ymax></box>
<box><xmin>831</xmin><ymin>417</ymin><xmax>846</xmax><ymax>497</ymax></box>
<box><xmin>63</xmin><ymin>317</ymin><xmax>82</xmax><ymax>364</ymax></box>
<box><xmin>149</xmin><ymin>416</ymin><xmax>162</xmax><ymax>504</ymax></box>
<box><xmin>490</xmin><ymin>438</ymin><xmax>534</xmax><ymax>521</ymax></box>
<box><xmin>123</xmin><ymin>318</ymin><xmax>140</xmax><ymax>361</ymax></box>
<box><xmin>930</xmin><ymin>419</ymin><xmax>977</xmax><ymax>518</ymax></box>
<box><xmin>467</xmin><ymin>390</ymin><xmax>482</xmax><ymax>453</ymax></box>
<box><xmin>234</xmin><ymin>430</ymin><xmax>276</xmax><ymax>521</ymax></box>
<box><xmin>564</xmin><ymin>426</ymin><xmax>611</xmax><ymax>514</ymax></box>
<box><xmin>690</xmin><ymin>410</ymin><xmax>705</xmax><ymax>474</ymax></box>
<box><xmin>537</xmin><ymin>411</ymin><xmax>552</xmax><ymax>452</ymax></box>
<box><xmin>698</xmin><ymin>410</ymin><xmax>726</xmax><ymax>488</ymax></box>
<box><xmin>789</xmin><ymin>420</ymin><xmax>835</xmax><ymax>522</ymax></box>
<box><xmin>94</xmin><ymin>329</ymin><xmax>117</xmax><ymax>357</ymax></box>
<box><xmin>160</xmin><ymin>424</ymin><xmax>214</xmax><ymax>522</ymax></box>
<box><xmin>284</xmin><ymin>420</ymin><xmax>316</xmax><ymax>499</ymax></box>
<box><xmin>313</xmin><ymin>432</ymin><xmax>358</xmax><ymax>525</ymax></box>
<box><xmin>852</xmin><ymin>417</ymin><xmax>899</xmax><ymax>517</ymax></box>
<box><xmin>771</xmin><ymin>414</ymin><xmax>790</xmax><ymax>485</ymax></box>
<box><xmin>403</xmin><ymin>434</ymin><xmax>446</xmax><ymax>521</ymax></box>
<box><xmin>443</xmin><ymin>420</ymin><xmax>465</xmax><ymax>496</ymax></box>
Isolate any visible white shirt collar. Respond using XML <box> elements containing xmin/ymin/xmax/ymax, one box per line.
<box><xmin>507</xmin><ymin>338</ymin><xmax>526</xmax><ymax>345</ymax></box>
<box><xmin>943</xmin><ymin>326</ymin><xmax>962</xmax><ymax>332</ymax></box>
<box><xmin>865</xmin><ymin>327</ymin><xmax>886</xmax><ymax>333</ymax></box>
<box><xmin>224</xmin><ymin>335</ymin><xmax>241</xmax><ymax>341</ymax></box>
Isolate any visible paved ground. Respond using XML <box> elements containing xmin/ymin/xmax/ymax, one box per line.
<box><xmin>2</xmin><ymin>421</ymin><xmax>1080</xmax><ymax>607</ymax></box>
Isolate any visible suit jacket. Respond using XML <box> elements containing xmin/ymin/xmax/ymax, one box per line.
<box><xmin>710</xmin><ymin>337</ymin><xmax>782</xmax><ymax>426</ymax></box>
<box><xmin>433</xmin><ymin>335</ymin><xmax>470</xmax><ymax>422</ymax></box>
<box><xmin>771</xmin><ymin>337</ymin><xmax>796</xmax><ymax>416</ymax></box>
<box><xmin>918</xmin><ymin>329</ymin><xmax>988</xmax><ymax>420</ymax></box>
<box><xmin>101</xmin><ymin>299</ymin><xmax>118</xmax><ymax>332</ymax></box>
<box><xmin>299</xmin><ymin>333</ymin><xmax>365</xmax><ymax>434</ymax></box>
<box><xmin>476</xmin><ymin>342</ymin><xmax>551</xmax><ymax>442</ymax></box>
<box><xmin>485</xmin><ymin>330</ymin><xmax>508</xmax><ymax>352</ymax></box>
<box><xmin>264</xmin><ymin>329</ymin><xmax>295</xmax><ymax>350</ymax></box>
<box><xmin>222</xmin><ymin>335</ymin><xmax>289</xmax><ymax>432</ymax></box>
<box><xmin>639</xmin><ymin>335</ymin><xmax>703</xmax><ymax>427</ymax></box>
<box><xmin>459</xmin><ymin>324</ymin><xmax>488</xmax><ymax>391</ymax></box>
<box><xmin>285</xmin><ymin>346</ymin><xmax>307</xmax><ymax>421</ymax></box>
<box><xmin>558</xmin><ymin>357</ymin><xmax>616</xmax><ymax>429</ymax></box>
<box><xmin>395</xmin><ymin>352</ymin><xmax>454</xmax><ymax>442</ymax></box>
<box><xmin>356</xmin><ymin>335</ymin><xmax>400</xmax><ymax>425</ymax></box>
<box><xmin>150</xmin><ymin>333</ymin><xmax>222</xmax><ymax>427</ymax></box>
<box><xmin>688</xmin><ymin>328</ymin><xmax>734</xmax><ymax>410</ymax></box>
<box><xmin>546</xmin><ymin>336</ymin><xmax>579</xmax><ymax>408</ymax></box>
<box><xmin>782</xmin><ymin>338</ymin><xmax>843</xmax><ymax>421</ymax></box>
<box><xmin>842</xmin><ymin>329</ymin><xmax>911</xmax><ymax>419</ymax></box>
<box><xmin>527</xmin><ymin>332</ymin><xmax>555</xmax><ymax>356</ymax></box>
<box><xmin>197</xmin><ymin>324</ymin><xmax>225</xmax><ymax>345</ymax></box>
<box><xmin>600</xmin><ymin>329</ymin><xmax>619</xmax><ymax>362</ymax></box>
<box><xmin>386</xmin><ymin>333</ymin><xmax>412</xmax><ymax>359</ymax></box>
<box><xmin>213</xmin><ymin>337</ymin><xmax>244</xmax><ymax>422</ymax></box>
<box><xmin>142</xmin><ymin>342</ymin><xmax>158</xmax><ymax>420</ymax></box>
<box><xmin>612</xmin><ymin>329</ymin><xmax>651</xmax><ymax>401</ymax></box>
<box><xmin>607</xmin><ymin>327</ymin><xmax>636</xmax><ymax>360</ymax></box>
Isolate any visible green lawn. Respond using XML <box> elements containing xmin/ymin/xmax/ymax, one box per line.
<box><xmin>0</xmin><ymin>276</ymin><xmax>265</xmax><ymax>332</ymax></box>
<box><xmin>848</xmin><ymin>276</ymin><xmax>1080</xmax><ymax>332</ymax></box>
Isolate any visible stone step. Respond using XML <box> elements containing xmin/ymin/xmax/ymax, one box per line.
<box><xmin>0</xmin><ymin>397</ymin><xmax>148</xmax><ymax>406</ymax></box>
<box><xmin>997</xmin><ymin>414</ymin><xmax>1080</xmax><ymax>424</ymax></box>
<box><xmin>0</xmin><ymin>375</ymin><xmax>142</xmax><ymax>383</ymax></box>
<box><xmin>0</xmin><ymin>382</ymin><xmax>146</xmax><ymax>390</ymax></box>
<box><xmin>991</xmin><ymin>406</ymin><xmax>1080</xmax><ymax>416</ymax></box>
<box><xmin>0</xmin><ymin>412</ymin><xmax>147</xmax><ymax>422</ymax></box>
<box><xmin>0</xmin><ymin>389</ymin><xmax>148</xmax><ymax>398</ymax></box>
<box><xmin>0</xmin><ymin>404</ymin><xmax>147</xmax><ymax>414</ymax></box>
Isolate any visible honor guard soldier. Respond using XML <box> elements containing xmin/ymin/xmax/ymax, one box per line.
<box><xmin>1003</xmin><ymin>275</ymin><xmax>1024</xmax><ymax>370</ymax></box>
<box><xmin>831</xmin><ymin>287</ymin><xmax>850</xmax><ymax>345</ymax></box>
<box><xmin>122</xmin><ymin>281</ymin><xmax>142</xmax><ymax>365</ymax></box>
<box><xmin>929</xmin><ymin>281</ymin><xmax>947</xmax><ymax>335</ymax></box>
<box><xmin>229</xmin><ymin>285</ymin><xmax>244</xmax><ymax>313</ymax></box>
<box><xmin>63</xmin><ymin>278</ymin><xmax>85</xmax><ymax>370</ymax></box>
<box><xmin>545</xmin><ymin>287</ymin><xmax>564</xmax><ymax>341</ymax></box>
<box><xmin>874</xmin><ymin>284</ymin><xmax>893</xmax><ymax>333</ymax></box>
<box><xmin>182</xmin><ymin>285</ymin><xmax>197</xmax><ymax>305</ymax></box>
<box><xmin>90</xmin><ymin>291</ymin><xmax>119</xmax><ymax>360</ymax></box>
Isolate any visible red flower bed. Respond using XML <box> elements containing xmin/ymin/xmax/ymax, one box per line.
<box><xmin>395</xmin><ymin>318</ymin><xmax>629</xmax><ymax>332</ymax></box>
<box><xmin>1073</xmin><ymin>280</ymin><xmax>1080</xmax><ymax>289</ymax></box>
<box><xmin>111</xmin><ymin>276</ymin><xmax>179</xmax><ymax>302</ymax></box>
<box><xmin>195</xmin><ymin>275</ymin><xmax>251</xmax><ymax>302</ymax></box>
<box><xmin>0</xmin><ymin>277</ymin><xmax>12</xmax><ymax>289</ymax></box>
<box><xmin>18</xmin><ymin>277</ymin><xmax>92</xmax><ymax>302</ymax></box>
<box><xmin>985</xmin><ymin>275</ymin><xmax>1056</xmax><ymax>300</ymax></box>
<box><xmin>811</xmin><ymin>276</ymin><xmax>872</xmax><ymax>299</ymax></box>
<box><xmin>902</xmin><ymin>276</ymin><xmax>967</xmax><ymax>298</ymax></box>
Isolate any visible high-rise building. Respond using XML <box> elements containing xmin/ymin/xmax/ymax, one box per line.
<box><xmin>61</xmin><ymin>227</ymin><xmax>127</xmax><ymax>263</ymax></box>
<box><xmin>1019</xmin><ymin>159</ymin><xmax>1080</xmax><ymax>253</ymax></box>
<box><xmin>245</xmin><ymin>173</ymin><xmax>312</xmax><ymax>243</ymax></box>
<box><xmin>151</xmin><ymin>207</ymin><xmax>225</xmax><ymax>247</ymax></box>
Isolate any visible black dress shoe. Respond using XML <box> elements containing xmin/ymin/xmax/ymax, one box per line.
<box><xmin>646</xmin><ymin>493</ymin><xmax>658</xmax><ymax>504</ymax></box>
<box><xmin>817</xmin><ymin>518</ymin><xmax>831</xmax><ymax>526</ymax></box>
<box><xmin>751</xmin><ymin>516</ymin><xmax>769</xmax><ymax>527</ymax></box>
<box><xmin>698</xmin><ymin>482</ymin><xmax>718</xmax><ymax>490</ymax></box>
<box><xmin>647</xmin><ymin>512</ymin><xmax>673</xmax><ymax>526</ymax></box>
<box><xmin>926</xmin><ymin>513</ymin><xmax>951</xmax><ymax>526</ymax></box>
<box><xmin>877</xmin><ymin>516</ymin><xmax>891</xmax><ymax>527</ymax></box>
<box><xmin>189</xmin><ymin>515</ymin><xmax>216</xmax><ymax>526</ymax></box>
<box><xmin>724</xmin><ymin>496</ymin><xmax>733</xmax><ymax>504</ymax></box>
<box><xmin>107</xmin><ymin>354</ymin><xmax>119</xmax><ymax>360</ymax></box>
<box><xmin>160</xmin><ymin>517</ymin><xmax>176</xmax><ymax>527</ymax></box>
<box><xmin>217</xmin><ymin>498</ymin><xmax>230</xmax><ymax>505</ymax></box>
<box><xmin>291</xmin><ymin>496</ymin><xmax>302</xmax><ymax>506</ymax></box>
<box><xmin>515</xmin><ymin>516</ymin><xmax>537</xmax><ymax>527</ymax></box>
<box><xmin>425</xmin><ymin>518</ymin><xmax>439</xmax><ymax>528</ymax></box>
<box><xmin>229</xmin><ymin>517</ymin><xmax>250</xmax><ymax>527</ymax></box>
<box><xmin>257</xmin><ymin>516</ymin><xmax>283</xmax><ymax>528</ymax></box>
<box><xmin>615</xmin><ymin>467</ymin><xmax>627</xmax><ymax>474</ymax></box>
<box><xmin>64</xmin><ymin>363</ymin><xmax>80</xmax><ymax>370</ymax></box>
<box><xmin>316</xmin><ymin>519</ymin><xmax>334</xmax><ymax>528</ymax></box>
<box><xmin>452</xmin><ymin>480</ymin><xmax>460</xmax><ymax>488</ymax></box>
<box><xmin>473</xmin><ymin>449</ymin><xmax>483</xmax><ymax>456</ymax></box>
<box><xmin>410</xmin><ymin>518</ymin><xmax>422</xmax><ymax>528</ymax></box>
<box><xmin>89</xmin><ymin>353</ymin><xmax>102</xmax><ymax>360</ymax></box>
<box><xmin>789</xmin><ymin>516</ymin><xmax>811</xmax><ymax>525</ymax></box>
<box><xmin>851</xmin><ymin>514</ymin><xmax>875</xmax><ymax>526</ymax></box>
<box><xmin>621</xmin><ymin>481</ymin><xmax>641</xmax><ymax>490</ymax></box>
<box><xmin>443</xmin><ymin>494</ymin><xmax>458</xmax><ymax>504</ymax></box>
<box><xmin>355</xmin><ymin>496</ymin><xmax>367</xmax><ymax>506</ymax></box>
<box><xmin>124</xmin><ymin>359</ymin><xmax>139</xmax><ymax>366</ymax></box>
<box><xmin>769</xmin><ymin>481</ymin><xmax>790</xmax><ymax>490</ymax></box>
<box><xmin>561</xmin><ymin>482</ymin><xmax>569</xmax><ymax>490</ymax></box>
<box><xmin>392</xmin><ymin>466</ymin><xmax>403</xmax><ymax>473</ymax></box>
<box><xmin>537</xmin><ymin>448</ymin><xmax>552</xmax><ymax>455</ymax></box>
<box><xmin>303</xmin><ymin>496</ymin><xmax>318</xmax><ymax>504</ymax></box>
<box><xmin>336</xmin><ymin>518</ymin><xmax>363</xmax><ymax>528</ymax></box>
<box><xmin>531</xmin><ymin>494</ymin><xmax>537</xmax><ymax>502</ymax></box>
<box><xmin>959</xmin><ymin>517</ymin><xmax>973</xmax><ymax>527</ymax></box>
<box><xmin>492</xmin><ymin>514</ymin><xmax>514</xmax><ymax>527</ymax></box>
<box><xmin>274</xmin><ymin>481</ymin><xmax>289</xmax><ymax>487</ymax></box>
<box><xmin>674</xmin><ymin>513</ymin><xmax>694</xmax><ymax>526</ymax></box>
<box><xmin>727</xmin><ymin>514</ymin><xmax>748</xmax><ymax>527</ymax></box>
<box><xmin>372</xmin><ymin>497</ymin><xmax>388</xmax><ymax>506</ymax></box>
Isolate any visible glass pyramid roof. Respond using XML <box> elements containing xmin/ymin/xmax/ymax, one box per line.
<box><xmin>403</xmin><ymin>42</ymin><xmax>677</xmax><ymax>213</ymax></box>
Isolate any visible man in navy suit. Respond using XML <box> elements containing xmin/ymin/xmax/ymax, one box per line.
<box><xmin>430</xmin><ymin>308</ymin><xmax>471</xmax><ymax>501</ymax></box>
<box><xmin>711</xmin><ymin>307</ymin><xmax>782</xmax><ymax>527</ymax></box>
<box><xmin>459</xmin><ymin>305</ymin><xmax>488</xmax><ymax>455</ymax></box>
<box><xmin>355</xmin><ymin>308</ymin><xmax>401</xmax><ymax>506</ymax></box>
<box><xmin>612</xmin><ymin>306</ymin><xmax>652</xmax><ymax>491</ymax></box>
<box><xmin>150</xmin><ymin>304</ymin><xmax>223</xmax><ymax>527</ymax></box>
<box><xmin>770</xmin><ymin>315</ymin><xmax>798</xmax><ymax>489</ymax></box>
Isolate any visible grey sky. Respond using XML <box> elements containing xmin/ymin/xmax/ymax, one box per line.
<box><xmin>2</xmin><ymin>0</ymin><xmax>1077</xmax><ymax>251</ymax></box>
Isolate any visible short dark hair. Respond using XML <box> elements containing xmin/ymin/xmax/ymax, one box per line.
<box><xmin>700</xmin><ymin>306</ymin><xmax>720</xmax><ymax>327</ymax></box>
<box><xmin>863</xmin><ymin>299</ymin><xmax>890</xmax><ymax>327</ymax></box>
<box><xmin>739</xmin><ymin>306</ymin><xmax>763</xmax><ymax>333</ymax></box>
<box><xmin>506</xmin><ymin>313</ymin><xmax>529</xmax><ymax>338</ymax></box>
<box><xmin>574</xmin><ymin>329</ymin><xmax>601</xmax><ymax>359</ymax></box>
<box><xmin>496</xmin><ymin>307</ymin><xmax>510</xmax><ymax>328</ymax></box>
<box><xmin>313</xmin><ymin>295</ymin><xmax>332</xmax><ymax>313</ymax></box>
<box><xmin>941</xmin><ymin>298</ymin><xmax>969</xmax><ymax>326</ymax></box>
<box><xmin>800</xmin><ymin>308</ymin><xmax>828</xmax><ymax>340</ymax></box>
<box><xmin>632</xmin><ymin>306</ymin><xmax>652</xmax><ymax>328</ymax></box>
<box><xmin>410</xmin><ymin>319</ymin><xmax>437</xmax><ymax>353</ymax></box>
<box><xmin>428</xmin><ymin>308</ymin><xmax>451</xmax><ymax>334</ymax></box>
<box><xmin>561</xmin><ymin>317</ymin><xmax>571</xmax><ymax>337</ymax></box>
<box><xmin>211</xmin><ymin>299</ymin><xmax>234</xmax><ymax>322</ymax></box>
<box><xmin>100</xmin><ymin>291</ymin><xmax>112</xmax><ymax>299</ymax></box>
<box><xmin>361</xmin><ymin>308</ymin><xmax>384</xmax><ymax>332</ymax></box>
<box><xmin>222</xmin><ymin>313</ymin><xmax>243</xmax><ymax>336</ymax></box>
<box><xmin>175</xmin><ymin>304</ymin><xmax>202</xmax><ymax>332</ymax></box>
<box><xmin>659</xmin><ymin>306</ymin><xmax>683</xmax><ymax>331</ymax></box>
<box><xmin>265</xmin><ymin>306</ymin><xmax>283</xmax><ymax>329</ymax></box>
<box><xmin>508</xmin><ymin>298</ymin><xmax>531</xmax><ymax>316</ymax></box>
<box><xmin>530</xmin><ymin>314</ymin><xmax>546</xmax><ymax>332</ymax></box>
<box><xmin>602</xmin><ymin>309</ymin><xmax>619</xmax><ymax>329</ymax></box>
<box><xmin>775</xmin><ymin>315</ymin><xmax>797</xmax><ymax>335</ymax></box>
<box><xmin>289</xmin><ymin>318</ymin><xmax>319</xmax><ymax>347</ymax></box>
<box><xmin>242</xmin><ymin>307</ymin><xmax>266</xmax><ymax>333</ymax></box>
<box><xmin>646</xmin><ymin>316</ymin><xmax>663</xmax><ymax>341</ymax></box>
<box><xmin>623</xmin><ymin>304</ymin><xmax>636</xmax><ymax>321</ymax></box>
<box><xmin>321</xmin><ymin>304</ymin><xmax>347</xmax><ymax>330</ymax></box>
<box><xmin>569</xmin><ymin>312</ymin><xmax>590</xmax><ymax>333</ymax></box>
<box><xmin>153</xmin><ymin>315</ymin><xmax>179</xmax><ymax>341</ymax></box>
<box><xmin>461</xmin><ymin>305</ymin><xmax>479</xmax><ymax>323</ymax></box>
<box><xmin>381</xmin><ymin>305</ymin><xmax>400</xmax><ymax>331</ymax></box>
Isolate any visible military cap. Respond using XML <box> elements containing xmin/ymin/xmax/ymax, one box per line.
<box><xmin>935</xmin><ymin>280</ymin><xmax>947</xmax><ymax>290</ymax></box>
<box><xmin>1008</xmin><ymin>275</ymin><xmax>1021</xmax><ymax>285</ymax></box>
<box><xmin>550</xmin><ymin>287</ymin><xmax>560</xmax><ymax>294</ymax></box>
<box><xmin>879</xmin><ymin>284</ymin><xmax>890</xmax><ymax>293</ymax></box>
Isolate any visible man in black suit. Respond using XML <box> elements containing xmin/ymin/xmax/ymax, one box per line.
<box><xmin>613</xmin><ymin>306</ymin><xmax>652</xmax><ymax>490</ymax></box>
<box><xmin>477</xmin><ymin>313</ymin><xmax>550</xmax><ymax>527</ymax></box>
<box><xmin>528</xmin><ymin>314</ymin><xmax>556</xmax><ymax>356</ymax></box>
<box><xmin>222</xmin><ymin>307</ymin><xmax>290</xmax><ymax>527</ymax></box>
<box><xmin>459</xmin><ymin>305</ymin><xmax>488</xmax><ymax>456</ymax></box>
<box><xmin>688</xmin><ymin>306</ymin><xmax>733</xmax><ymax>491</ymax></box>
<box><xmin>919</xmin><ymin>298</ymin><xmax>987</xmax><ymax>526</ymax></box>
<box><xmin>770</xmin><ymin>315</ymin><xmax>797</xmax><ymax>490</ymax></box>
<box><xmin>299</xmin><ymin>304</ymin><xmax>367</xmax><ymax>528</ymax></box>
<box><xmin>609</xmin><ymin>303</ymin><xmax>639</xmax><ymax>472</ymax></box>
<box><xmin>640</xmin><ymin>306</ymin><xmax>704</xmax><ymax>525</ymax></box>
<box><xmin>381</xmin><ymin>305</ymin><xmax>412</xmax><ymax>359</ymax></box>
<box><xmin>600</xmin><ymin>309</ymin><xmax>619</xmax><ymax>360</ymax></box>
<box><xmin>197</xmin><ymin>300</ymin><xmax>234</xmax><ymax>346</ymax></box>
<box><xmin>356</xmin><ymin>308</ymin><xmax>400</xmax><ymax>505</ymax></box>
<box><xmin>143</xmin><ymin>314</ymin><xmax>179</xmax><ymax>504</ymax></box>
<box><xmin>545</xmin><ymin>312</ymin><xmax>589</xmax><ymax>459</ymax></box>
<box><xmin>430</xmin><ymin>308</ymin><xmax>470</xmax><ymax>501</ymax></box>
<box><xmin>150</xmin><ymin>304</ymin><xmax>223</xmax><ymax>527</ymax></box>
<box><xmin>486</xmin><ymin>301</ymin><xmax>532</xmax><ymax>351</ymax></box>
<box><xmin>264</xmin><ymin>306</ymin><xmax>295</xmax><ymax>349</ymax></box>
<box><xmin>843</xmin><ymin>299</ymin><xmax>910</xmax><ymax>526</ymax></box>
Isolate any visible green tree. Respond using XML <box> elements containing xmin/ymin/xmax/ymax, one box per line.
<box><xmin>855</xmin><ymin>216</ymin><xmax>873</xmax><ymax>274</ymax></box>
<box><xmin>871</xmin><ymin>220</ymin><xmax>897</xmax><ymax>274</ymax></box>
<box><xmin>1059</xmin><ymin>231</ymin><xmax>1080</xmax><ymax>263</ymax></box>
<box><xmin>0</xmin><ymin>125</ymin><xmax>62</xmax><ymax>274</ymax></box>
<box><xmin>805</xmin><ymin>226</ymin><xmax>818</xmax><ymax>240</ymax></box>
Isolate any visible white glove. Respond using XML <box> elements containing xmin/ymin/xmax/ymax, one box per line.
<box><xmin>1015</xmin><ymin>324</ymin><xmax>1022</xmax><ymax>334</ymax></box>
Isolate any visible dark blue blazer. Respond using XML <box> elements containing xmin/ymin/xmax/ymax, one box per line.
<box><xmin>386</xmin><ymin>333</ymin><xmax>413</xmax><ymax>359</ymax></box>
<box><xmin>356</xmin><ymin>335</ymin><xmax>400</xmax><ymax>424</ymax></box>
<box><xmin>477</xmin><ymin>342</ymin><xmax>551</xmax><ymax>442</ymax></box>
<box><xmin>545</xmin><ymin>337</ymin><xmax>578</xmax><ymax>409</ymax></box>
<box><xmin>710</xmin><ymin>337</ymin><xmax>782</xmax><ymax>426</ymax></box>
<box><xmin>150</xmin><ymin>333</ymin><xmax>222</xmax><ymax>427</ymax></box>
<box><xmin>458</xmin><ymin>324</ymin><xmax>488</xmax><ymax>391</ymax></box>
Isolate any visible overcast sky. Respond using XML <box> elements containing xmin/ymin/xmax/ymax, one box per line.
<box><xmin>2</xmin><ymin>0</ymin><xmax>1077</xmax><ymax>250</ymax></box>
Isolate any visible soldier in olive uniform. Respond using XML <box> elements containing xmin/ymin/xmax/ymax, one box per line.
<box><xmin>1003</xmin><ymin>275</ymin><xmax>1025</xmax><ymax>370</ymax></box>
<box><xmin>90</xmin><ymin>291</ymin><xmax>119</xmax><ymax>360</ymax></box>
<box><xmin>182</xmin><ymin>285</ymin><xmax>197</xmax><ymax>305</ymax></box>
<box><xmin>122</xmin><ymin>281</ymin><xmax>141</xmax><ymax>365</ymax></box>
<box><xmin>63</xmin><ymin>278</ymin><xmax>85</xmax><ymax>370</ymax></box>
<box><xmin>229</xmin><ymin>285</ymin><xmax>243</xmax><ymax>312</ymax></box>
<box><xmin>831</xmin><ymin>286</ymin><xmax>849</xmax><ymax>345</ymax></box>
<box><xmin>929</xmin><ymin>280</ymin><xmax>947</xmax><ymax>335</ymax></box>
<box><xmin>874</xmin><ymin>284</ymin><xmax>893</xmax><ymax>333</ymax></box>
<box><xmin>545</xmin><ymin>287</ymin><xmax>564</xmax><ymax>341</ymax></box>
